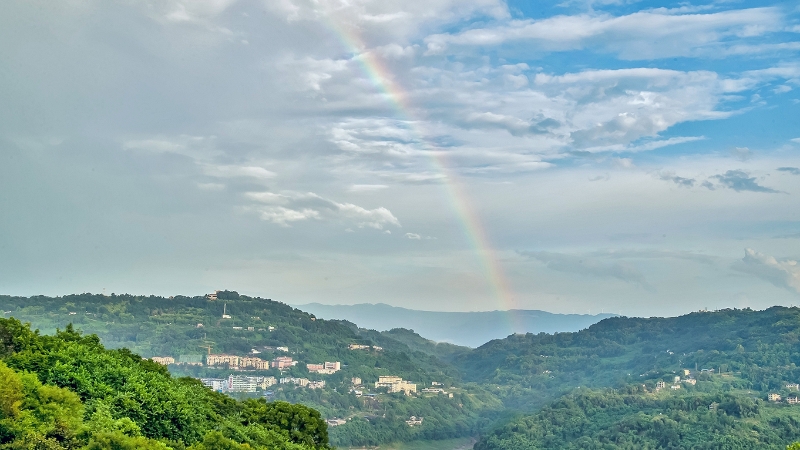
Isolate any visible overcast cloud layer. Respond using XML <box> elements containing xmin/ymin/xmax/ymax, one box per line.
<box><xmin>1</xmin><ymin>0</ymin><xmax>799</xmax><ymax>321</ymax></box>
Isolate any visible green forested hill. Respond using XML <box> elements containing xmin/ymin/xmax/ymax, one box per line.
<box><xmin>9</xmin><ymin>294</ymin><xmax>800</xmax><ymax>449</ymax></box>
<box><xmin>0</xmin><ymin>317</ymin><xmax>329</xmax><ymax>449</ymax></box>
<box><xmin>0</xmin><ymin>292</ymin><xmax>455</xmax><ymax>384</ymax></box>
<box><xmin>0</xmin><ymin>293</ymin><xmax>500</xmax><ymax>448</ymax></box>
<box><xmin>475</xmin><ymin>384</ymin><xmax>800</xmax><ymax>450</ymax></box>
<box><xmin>459</xmin><ymin>306</ymin><xmax>800</xmax><ymax>449</ymax></box>
<box><xmin>455</xmin><ymin>307</ymin><xmax>800</xmax><ymax>408</ymax></box>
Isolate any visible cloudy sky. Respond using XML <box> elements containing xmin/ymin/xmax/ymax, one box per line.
<box><xmin>1</xmin><ymin>0</ymin><xmax>799</xmax><ymax>318</ymax></box>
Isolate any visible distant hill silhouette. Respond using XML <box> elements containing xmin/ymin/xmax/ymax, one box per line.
<box><xmin>293</xmin><ymin>303</ymin><xmax>616</xmax><ymax>347</ymax></box>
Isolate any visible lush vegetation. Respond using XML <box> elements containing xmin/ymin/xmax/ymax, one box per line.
<box><xmin>0</xmin><ymin>294</ymin><xmax>497</xmax><ymax>448</ymax></box>
<box><xmin>460</xmin><ymin>307</ymin><xmax>800</xmax><ymax>449</ymax></box>
<box><xmin>0</xmin><ymin>317</ymin><xmax>330</xmax><ymax>449</ymax></box>
<box><xmin>455</xmin><ymin>307</ymin><xmax>800</xmax><ymax>409</ymax></box>
<box><xmin>475</xmin><ymin>384</ymin><xmax>800</xmax><ymax>449</ymax></box>
<box><xmin>0</xmin><ymin>293</ymin><xmax>460</xmax><ymax>383</ymax></box>
<box><xmin>10</xmin><ymin>294</ymin><xmax>800</xmax><ymax>449</ymax></box>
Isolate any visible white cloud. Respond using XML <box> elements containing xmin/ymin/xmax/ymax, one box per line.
<box><xmin>245</xmin><ymin>191</ymin><xmax>401</xmax><ymax>229</ymax></box>
<box><xmin>123</xmin><ymin>135</ymin><xmax>220</xmax><ymax>157</ymax></box>
<box><xmin>304</xmin><ymin>59</ymin><xmax>786</xmax><ymax>178</ymax></box>
<box><xmin>279</xmin><ymin>57</ymin><xmax>350</xmax><ymax>92</ymax></box>
<box><xmin>207</xmin><ymin>165</ymin><xmax>276</xmax><ymax>180</ymax></box>
<box><xmin>530</xmin><ymin>69</ymin><xmax>738</xmax><ymax>149</ymax></box>
<box><xmin>731</xmin><ymin>146</ymin><xmax>752</xmax><ymax>161</ymax></box>
<box><xmin>627</xmin><ymin>136</ymin><xmax>705</xmax><ymax>152</ymax></box>
<box><xmin>269</xmin><ymin>0</ymin><xmax>508</xmax><ymax>44</ymax></box>
<box><xmin>463</xmin><ymin>112</ymin><xmax>539</xmax><ymax>136</ymax></box>
<box><xmin>381</xmin><ymin>172</ymin><xmax>447</xmax><ymax>184</ymax></box>
<box><xmin>425</xmin><ymin>8</ymin><xmax>783</xmax><ymax>59</ymax></box>
<box><xmin>165</xmin><ymin>0</ymin><xmax>239</xmax><ymax>22</ymax></box>
<box><xmin>722</xmin><ymin>42</ymin><xmax>800</xmax><ymax>56</ymax></box>
<box><xmin>404</xmin><ymin>232</ymin><xmax>436</xmax><ymax>239</ymax></box>
<box><xmin>613</xmin><ymin>157</ymin><xmax>634</xmax><ymax>169</ymax></box>
<box><xmin>736</xmin><ymin>249</ymin><xmax>800</xmax><ymax>294</ymax></box>
<box><xmin>349</xmin><ymin>184</ymin><xmax>389</xmax><ymax>192</ymax></box>
<box><xmin>4</xmin><ymin>0</ymin><xmax>800</xmax><ymax>315</ymax></box>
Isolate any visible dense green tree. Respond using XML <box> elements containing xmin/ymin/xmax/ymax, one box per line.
<box><xmin>0</xmin><ymin>318</ymin><xmax>329</xmax><ymax>450</ymax></box>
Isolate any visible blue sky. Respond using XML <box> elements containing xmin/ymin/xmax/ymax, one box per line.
<box><xmin>0</xmin><ymin>0</ymin><xmax>799</xmax><ymax>317</ymax></box>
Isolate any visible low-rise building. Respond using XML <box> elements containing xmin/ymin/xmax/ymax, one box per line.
<box><xmin>271</xmin><ymin>356</ymin><xmax>296</xmax><ymax>369</ymax></box>
<box><xmin>326</xmin><ymin>419</ymin><xmax>346</xmax><ymax>427</ymax></box>
<box><xmin>308</xmin><ymin>380</ymin><xmax>326</xmax><ymax>389</ymax></box>
<box><xmin>349</xmin><ymin>344</ymin><xmax>370</xmax><ymax>350</ymax></box>
<box><xmin>280</xmin><ymin>377</ymin><xmax>310</xmax><ymax>387</ymax></box>
<box><xmin>200</xmin><ymin>378</ymin><xmax>228</xmax><ymax>392</ymax></box>
<box><xmin>769</xmin><ymin>393</ymin><xmax>782</xmax><ymax>402</ymax></box>
<box><xmin>684</xmin><ymin>378</ymin><xmax>697</xmax><ymax>385</ymax></box>
<box><xmin>376</xmin><ymin>376</ymin><xmax>417</xmax><ymax>395</ymax></box>
<box><xmin>178</xmin><ymin>354</ymin><xmax>203</xmax><ymax>366</ymax></box>
<box><xmin>406</xmin><ymin>416</ymin><xmax>423</xmax><ymax>427</ymax></box>
<box><xmin>308</xmin><ymin>361</ymin><xmax>341</xmax><ymax>374</ymax></box>
<box><xmin>151</xmin><ymin>356</ymin><xmax>175</xmax><ymax>365</ymax></box>
<box><xmin>655</xmin><ymin>381</ymin><xmax>666</xmax><ymax>390</ymax></box>
<box><xmin>228</xmin><ymin>375</ymin><xmax>257</xmax><ymax>393</ymax></box>
<box><xmin>351</xmin><ymin>377</ymin><xmax>362</xmax><ymax>386</ymax></box>
<box><xmin>787</xmin><ymin>383</ymin><xmax>800</xmax><ymax>390</ymax></box>
<box><xmin>789</xmin><ymin>396</ymin><xmax>800</xmax><ymax>405</ymax></box>
<box><xmin>207</xmin><ymin>354</ymin><xmax>240</xmax><ymax>368</ymax></box>
<box><xmin>421</xmin><ymin>388</ymin><xmax>446</xmax><ymax>394</ymax></box>
<box><xmin>241</xmin><ymin>357</ymin><xmax>270</xmax><ymax>370</ymax></box>
<box><xmin>259</xmin><ymin>376</ymin><xmax>277</xmax><ymax>389</ymax></box>
<box><xmin>670</xmin><ymin>385</ymin><xmax>680</xmax><ymax>390</ymax></box>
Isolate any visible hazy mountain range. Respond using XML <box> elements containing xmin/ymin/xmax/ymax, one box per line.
<box><xmin>294</xmin><ymin>303</ymin><xmax>616</xmax><ymax>347</ymax></box>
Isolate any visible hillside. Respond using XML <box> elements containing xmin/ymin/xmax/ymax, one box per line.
<box><xmin>295</xmin><ymin>303</ymin><xmax>616</xmax><ymax>347</ymax></box>
<box><xmin>455</xmin><ymin>306</ymin><xmax>800</xmax><ymax>409</ymax></box>
<box><xmin>0</xmin><ymin>293</ymin><xmax>453</xmax><ymax>383</ymax></box>
<box><xmin>475</xmin><ymin>383</ymin><xmax>800</xmax><ymax>449</ymax></box>
<box><xmin>9</xmin><ymin>294</ymin><xmax>800</xmax><ymax>448</ymax></box>
<box><xmin>0</xmin><ymin>317</ymin><xmax>329</xmax><ymax>449</ymax></box>
<box><xmin>0</xmin><ymin>293</ymin><xmax>501</xmax><ymax>448</ymax></box>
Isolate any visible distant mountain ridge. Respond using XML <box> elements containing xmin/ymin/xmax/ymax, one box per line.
<box><xmin>294</xmin><ymin>302</ymin><xmax>616</xmax><ymax>347</ymax></box>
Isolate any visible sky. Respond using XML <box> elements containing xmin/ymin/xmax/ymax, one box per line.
<box><xmin>0</xmin><ymin>0</ymin><xmax>799</xmax><ymax>318</ymax></box>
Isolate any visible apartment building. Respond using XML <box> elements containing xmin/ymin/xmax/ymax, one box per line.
<box><xmin>271</xmin><ymin>356</ymin><xmax>296</xmax><ymax>369</ymax></box>
<box><xmin>228</xmin><ymin>375</ymin><xmax>257</xmax><ymax>393</ymax></box>
<box><xmin>206</xmin><ymin>354</ymin><xmax>240</xmax><ymax>368</ymax></box>
<box><xmin>150</xmin><ymin>356</ymin><xmax>175</xmax><ymax>365</ymax></box>
<box><xmin>375</xmin><ymin>376</ymin><xmax>417</xmax><ymax>394</ymax></box>
<box><xmin>240</xmin><ymin>357</ymin><xmax>270</xmax><ymax>370</ymax></box>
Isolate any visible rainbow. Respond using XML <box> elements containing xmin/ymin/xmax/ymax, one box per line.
<box><xmin>324</xmin><ymin>19</ymin><xmax>524</xmax><ymax>333</ymax></box>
